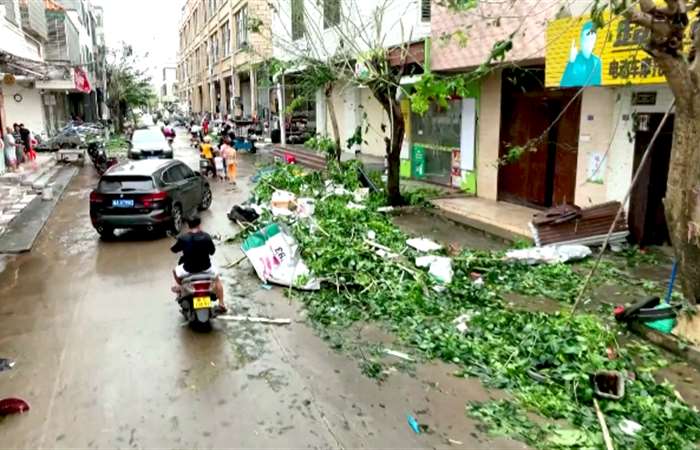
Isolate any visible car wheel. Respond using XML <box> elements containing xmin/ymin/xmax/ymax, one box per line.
<box><xmin>170</xmin><ymin>204</ymin><xmax>184</xmax><ymax>234</ymax></box>
<box><xmin>199</xmin><ymin>185</ymin><xmax>212</xmax><ymax>211</ymax></box>
<box><xmin>96</xmin><ymin>226</ymin><xmax>114</xmax><ymax>240</ymax></box>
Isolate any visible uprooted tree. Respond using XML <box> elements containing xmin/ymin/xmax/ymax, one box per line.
<box><xmin>263</xmin><ymin>0</ymin><xmax>421</xmax><ymax>205</ymax></box>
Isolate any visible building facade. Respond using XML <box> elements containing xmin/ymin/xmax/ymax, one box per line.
<box><xmin>269</xmin><ymin>0</ymin><xmax>431</xmax><ymax>157</ymax></box>
<box><xmin>427</xmin><ymin>0</ymin><xmax>675</xmax><ymax>245</ymax></box>
<box><xmin>0</xmin><ymin>0</ymin><xmax>106</xmax><ymax>147</ymax></box>
<box><xmin>177</xmin><ymin>0</ymin><xmax>273</xmax><ymax>119</ymax></box>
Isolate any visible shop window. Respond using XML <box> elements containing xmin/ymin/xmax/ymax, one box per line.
<box><xmin>235</xmin><ymin>6</ymin><xmax>248</xmax><ymax>49</ymax></box>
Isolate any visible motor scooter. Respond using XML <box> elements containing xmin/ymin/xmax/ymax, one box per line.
<box><xmin>176</xmin><ymin>273</ymin><xmax>220</xmax><ymax>330</ymax></box>
<box><xmin>87</xmin><ymin>141</ymin><xmax>117</xmax><ymax>175</ymax></box>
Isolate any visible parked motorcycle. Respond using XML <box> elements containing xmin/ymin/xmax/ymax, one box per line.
<box><xmin>199</xmin><ymin>157</ymin><xmax>215</xmax><ymax>178</ymax></box>
<box><xmin>87</xmin><ymin>141</ymin><xmax>117</xmax><ymax>175</ymax></box>
<box><xmin>176</xmin><ymin>273</ymin><xmax>220</xmax><ymax>329</ymax></box>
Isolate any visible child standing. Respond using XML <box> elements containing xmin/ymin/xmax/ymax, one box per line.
<box><xmin>221</xmin><ymin>137</ymin><xmax>237</xmax><ymax>185</ymax></box>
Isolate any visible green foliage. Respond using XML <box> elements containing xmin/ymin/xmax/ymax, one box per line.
<box><xmin>401</xmin><ymin>187</ymin><xmax>442</xmax><ymax>206</ymax></box>
<box><xmin>106</xmin><ymin>44</ymin><xmax>157</xmax><ymax>131</ymax></box>
<box><xmin>244</xmin><ymin>164</ymin><xmax>700</xmax><ymax>450</ymax></box>
<box><xmin>304</xmin><ymin>135</ymin><xmax>338</xmax><ymax>160</ymax></box>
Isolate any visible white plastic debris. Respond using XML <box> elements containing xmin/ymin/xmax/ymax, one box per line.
<box><xmin>619</xmin><ymin>419</ymin><xmax>642</xmax><ymax>436</ymax></box>
<box><xmin>505</xmin><ymin>245</ymin><xmax>592</xmax><ymax>265</ymax></box>
<box><xmin>429</xmin><ymin>257</ymin><xmax>453</xmax><ymax>284</ymax></box>
<box><xmin>353</xmin><ymin>187</ymin><xmax>369</xmax><ymax>203</ymax></box>
<box><xmin>416</xmin><ymin>255</ymin><xmax>453</xmax><ymax>284</ymax></box>
<box><xmin>296</xmin><ymin>198</ymin><xmax>315</xmax><ymax>218</ymax></box>
<box><xmin>453</xmin><ymin>313</ymin><xmax>476</xmax><ymax>335</ymax></box>
<box><xmin>367</xmin><ymin>230</ymin><xmax>377</xmax><ymax>240</ymax></box>
<box><xmin>377</xmin><ymin>206</ymin><xmax>394</xmax><ymax>213</ymax></box>
<box><xmin>346</xmin><ymin>201</ymin><xmax>366</xmax><ymax>210</ymax></box>
<box><xmin>406</xmin><ymin>238</ymin><xmax>442</xmax><ymax>252</ymax></box>
<box><xmin>384</xmin><ymin>349</ymin><xmax>415</xmax><ymax>362</ymax></box>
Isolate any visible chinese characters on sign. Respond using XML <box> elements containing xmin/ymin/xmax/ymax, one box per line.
<box><xmin>545</xmin><ymin>13</ymin><xmax>694</xmax><ymax>87</ymax></box>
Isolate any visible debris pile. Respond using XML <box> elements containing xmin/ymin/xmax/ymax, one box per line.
<box><xmin>238</xmin><ymin>162</ymin><xmax>700</xmax><ymax>450</ymax></box>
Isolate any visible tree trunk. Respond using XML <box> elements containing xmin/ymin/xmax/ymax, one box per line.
<box><xmin>384</xmin><ymin>98</ymin><xmax>405</xmax><ymax>206</ymax></box>
<box><xmin>664</xmin><ymin>103</ymin><xmax>700</xmax><ymax>303</ymax></box>
<box><xmin>325</xmin><ymin>83</ymin><xmax>341</xmax><ymax>162</ymax></box>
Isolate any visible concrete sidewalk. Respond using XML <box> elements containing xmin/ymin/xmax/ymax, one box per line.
<box><xmin>431</xmin><ymin>196</ymin><xmax>536</xmax><ymax>242</ymax></box>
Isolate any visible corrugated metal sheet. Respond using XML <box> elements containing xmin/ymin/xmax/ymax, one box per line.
<box><xmin>531</xmin><ymin>201</ymin><xmax>629</xmax><ymax>246</ymax></box>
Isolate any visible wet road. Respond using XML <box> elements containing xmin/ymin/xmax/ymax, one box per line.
<box><xmin>0</xmin><ymin>133</ymin><xmax>527</xmax><ymax>449</ymax></box>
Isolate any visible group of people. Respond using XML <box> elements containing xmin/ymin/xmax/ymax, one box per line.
<box><xmin>1</xmin><ymin>123</ymin><xmax>38</xmax><ymax>172</ymax></box>
<box><xmin>199</xmin><ymin>135</ymin><xmax>238</xmax><ymax>185</ymax></box>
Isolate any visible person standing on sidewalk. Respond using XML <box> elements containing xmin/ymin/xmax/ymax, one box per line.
<box><xmin>12</xmin><ymin>124</ymin><xmax>23</xmax><ymax>165</ymax></box>
<box><xmin>4</xmin><ymin>127</ymin><xmax>17</xmax><ymax>171</ymax></box>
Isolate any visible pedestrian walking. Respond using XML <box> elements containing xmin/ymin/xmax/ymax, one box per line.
<box><xmin>3</xmin><ymin>127</ymin><xmax>17</xmax><ymax>171</ymax></box>
<box><xmin>18</xmin><ymin>124</ymin><xmax>30</xmax><ymax>162</ymax></box>
<box><xmin>221</xmin><ymin>137</ymin><xmax>237</xmax><ymax>185</ymax></box>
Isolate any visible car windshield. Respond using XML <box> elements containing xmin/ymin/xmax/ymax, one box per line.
<box><xmin>132</xmin><ymin>130</ymin><xmax>165</xmax><ymax>146</ymax></box>
<box><xmin>98</xmin><ymin>176</ymin><xmax>154</xmax><ymax>192</ymax></box>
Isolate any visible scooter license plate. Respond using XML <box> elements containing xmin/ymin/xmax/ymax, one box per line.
<box><xmin>193</xmin><ymin>296</ymin><xmax>212</xmax><ymax>309</ymax></box>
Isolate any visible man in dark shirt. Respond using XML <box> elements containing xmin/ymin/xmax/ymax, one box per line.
<box><xmin>171</xmin><ymin>216</ymin><xmax>226</xmax><ymax>312</ymax></box>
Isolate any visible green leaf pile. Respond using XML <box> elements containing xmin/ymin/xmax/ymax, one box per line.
<box><xmin>244</xmin><ymin>163</ymin><xmax>700</xmax><ymax>449</ymax></box>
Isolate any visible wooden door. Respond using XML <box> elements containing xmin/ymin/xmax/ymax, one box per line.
<box><xmin>629</xmin><ymin>114</ymin><xmax>674</xmax><ymax>245</ymax></box>
<box><xmin>498</xmin><ymin>95</ymin><xmax>551</xmax><ymax>206</ymax></box>
<box><xmin>550</xmin><ymin>95</ymin><xmax>581</xmax><ymax>205</ymax></box>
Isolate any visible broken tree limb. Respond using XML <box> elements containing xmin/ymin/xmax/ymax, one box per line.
<box><xmin>217</xmin><ymin>315</ymin><xmax>292</xmax><ymax>325</ymax></box>
<box><xmin>593</xmin><ymin>399</ymin><xmax>615</xmax><ymax>450</ymax></box>
<box><xmin>224</xmin><ymin>255</ymin><xmax>248</xmax><ymax>269</ymax></box>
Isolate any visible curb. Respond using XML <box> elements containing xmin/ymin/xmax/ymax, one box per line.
<box><xmin>0</xmin><ymin>166</ymin><xmax>79</xmax><ymax>254</ymax></box>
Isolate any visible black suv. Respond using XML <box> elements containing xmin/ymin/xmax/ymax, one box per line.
<box><xmin>89</xmin><ymin>159</ymin><xmax>212</xmax><ymax>238</ymax></box>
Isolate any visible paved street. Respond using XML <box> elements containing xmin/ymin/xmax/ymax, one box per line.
<box><xmin>0</xmin><ymin>133</ymin><xmax>526</xmax><ymax>449</ymax></box>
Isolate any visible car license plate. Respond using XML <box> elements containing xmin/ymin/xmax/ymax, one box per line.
<box><xmin>112</xmin><ymin>199</ymin><xmax>134</xmax><ymax>208</ymax></box>
<box><xmin>193</xmin><ymin>296</ymin><xmax>212</xmax><ymax>309</ymax></box>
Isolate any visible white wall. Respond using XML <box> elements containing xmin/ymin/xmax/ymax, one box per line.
<box><xmin>2</xmin><ymin>82</ymin><xmax>46</xmax><ymax>135</ymax></box>
<box><xmin>575</xmin><ymin>84</ymin><xmax>673</xmax><ymax>206</ymax></box>
<box><xmin>0</xmin><ymin>4</ymin><xmax>42</xmax><ymax>60</ymax></box>
<box><xmin>271</xmin><ymin>0</ymin><xmax>430</xmax><ymax>62</ymax></box>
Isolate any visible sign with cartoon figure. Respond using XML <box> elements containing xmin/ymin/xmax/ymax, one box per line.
<box><xmin>546</xmin><ymin>13</ymin><xmax>672</xmax><ymax>87</ymax></box>
<box><xmin>560</xmin><ymin>22</ymin><xmax>602</xmax><ymax>87</ymax></box>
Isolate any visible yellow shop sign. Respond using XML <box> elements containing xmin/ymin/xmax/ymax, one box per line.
<box><xmin>546</xmin><ymin>14</ymin><xmax>669</xmax><ymax>87</ymax></box>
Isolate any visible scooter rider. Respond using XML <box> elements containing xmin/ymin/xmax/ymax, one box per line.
<box><xmin>171</xmin><ymin>216</ymin><xmax>227</xmax><ymax>313</ymax></box>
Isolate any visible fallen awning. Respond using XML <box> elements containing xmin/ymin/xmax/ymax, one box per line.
<box><xmin>73</xmin><ymin>67</ymin><xmax>92</xmax><ymax>93</ymax></box>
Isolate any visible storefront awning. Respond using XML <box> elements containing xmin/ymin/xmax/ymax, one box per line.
<box><xmin>0</xmin><ymin>50</ymin><xmax>69</xmax><ymax>80</ymax></box>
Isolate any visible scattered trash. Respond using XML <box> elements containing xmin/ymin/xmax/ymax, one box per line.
<box><xmin>227</xmin><ymin>205</ymin><xmax>260</xmax><ymax>223</ymax></box>
<box><xmin>366</xmin><ymin>230</ymin><xmax>376</xmax><ymax>240</ymax></box>
<box><xmin>447</xmin><ymin>438</ymin><xmax>463</xmax><ymax>446</ymax></box>
<box><xmin>453</xmin><ymin>313</ymin><xmax>475</xmax><ymax>335</ymax></box>
<box><xmin>619</xmin><ymin>419</ymin><xmax>642</xmax><ymax>436</ymax></box>
<box><xmin>377</xmin><ymin>206</ymin><xmax>394</xmax><ymax>213</ymax></box>
<box><xmin>614</xmin><ymin>296</ymin><xmax>679</xmax><ymax>333</ymax></box>
<box><xmin>384</xmin><ymin>349</ymin><xmax>415</xmax><ymax>362</ymax></box>
<box><xmin>270</xmin><ymin>190</ymin><xmax>297</xmax><ymax>216</ymax></box>
<box><xmin>218</xmin><ymin>315</ymin><xmax>292</xmax><ymax>325</ymax></box>
<box><xmin>296</xmin><ymin>198</ymin><xmax>316</xmax><ymax>218</ymax></box>
<box><xmin>416</xmin><ymin>255</ymin><xmax>453</xmax><ymax>284</ymax></box>
<box><xmin>0</xmin><ymin>358</ymin><xmax>15</xmax><ymax>372</ymax></box>
<box><xmin>242</xmin><ymin>223</ymin><xmax>320</xmax><ymax>290</ymax></box>
<box><xmin>0</xmin><ymin>398</ymin><xmax>30</xmax><ymax>416</ymax></box>
<box><xmin>406</xmin><ymin>238</ymin><xmax>442</xmax><ymax>252</ymax></box>
<box><xmin>591</xmin><ymin>371</ymin><xmax>625</xmax><ymax>400</ymax></box>
<box><xmin>429</xmin><ymin>257</ymin><xmax>453</xmax><ymax>284</ymax></box>
<box><xmin>505</xmin><ymin>245</ymin><xmax>592</xmax><ymax>265</ymax></box>
<box><xmin>346</xmin><ymin>201</ymin><xmax>366</xmax><ymax>210</ymax></box>
<box><xmin>260</xmin><ymin>283</ymin><xmax>273</xmax><ymax>290</ymax></box>
<box><xmin>407</xmin><ymin>415</ymin><xmax>421</xmax><ymax>434</ymax></box>
<box><xmin>353</xmin><ymin>188</ymin><xmax>369</xmax><ymax>203</ymax></box>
